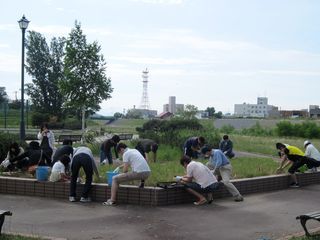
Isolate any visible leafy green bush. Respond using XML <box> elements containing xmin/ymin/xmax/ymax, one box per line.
<box><xmin>276</xmin><ymin>121</ymin><xmax>320</xmax><ymax>138</ymax></box>
<box><xmin>31</xmin><ymin>112</ymin><xmax>50</xmax><ymax>127</ymax></box>
<box><xmin>136</xmin><ymin>119</ymin><xmax>219</xmax><ymax>148</ymax></box>
<box><xmin>240</xmin><ymin>122</ymin><xmax>274</xmax><ymax>136</ymax></box>
<box><xmin>63</xmin><ymin>117</ymin><xmax>82</xmax><ymax>130</ymax></box>
<box><xmin>219</xmin><ymin>124</ymin><xmax>235</xmax><ymax>134</ymax></box>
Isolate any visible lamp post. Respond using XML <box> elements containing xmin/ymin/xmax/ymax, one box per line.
<box><xmin>18</xmin><ymin>15</ymin><xmax>29</xmax><ymax>142</ymax></box>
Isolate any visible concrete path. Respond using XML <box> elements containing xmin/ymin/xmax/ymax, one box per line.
<box><xmin>1</xmin><ymin>184</ymin><xmax>320</xmax><ymax>240</ymax></box>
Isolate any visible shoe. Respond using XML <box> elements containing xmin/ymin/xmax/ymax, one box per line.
<box><xmin>139</xmin><ymin>180</ymin><xmax>145</xmax><ymax>188</ymax></box>
<box><xmin>69</xmin><ymin>196</ymin><xmax>77</xmax><ymax>202</ymax></box>
<box><xmin>80</xmin><ymin>197</ymin><xmax>91</xmax><ymax>203</ymax></box>
<box><xmin>193</xmin><ymin>199</ymin><xmax>207</xmax><ymax>206</ymax></box>
<box><xmin>103</xmin><ymin>199</ymin><xmax>116</xmax><ymax>206</ymax></box>
<box><xmin>234</xmin><ymin>195</ymin><xmax>244</xmax><ymax>202</ymax></box>
<box><xmin>289</xmin><ymin>182</ymin><xmax>300</xmax><ymax>188</ymax></box>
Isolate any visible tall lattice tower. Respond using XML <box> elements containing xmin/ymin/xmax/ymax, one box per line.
<box><xmin>139</xmin><ymin>68</ymin><xmax>150</xmax><ymax>110</ymax></box>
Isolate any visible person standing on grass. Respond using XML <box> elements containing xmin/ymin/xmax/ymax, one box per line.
<box><xmin>69</xmin><ymin>146</ymin><xmax>100</xmax><ymax>203</ymax></box>
<box><xmin>276</xmin><ymin>143</ymin><xmax>320</xmax><ymax>187</ymax></box>
<box><xmin>103</xmin><ymin>143</ymin><xmax>151</xmax><ymax>206</ymax></box>
<box><xmin>100</xmin><ymin>135</ymin><xmax>120</xmax><ymax>165</ymax></box>
<box><xmin>178</xmin><ymin>155</ymin><xmax>222</xmax><ymax>205</ymax></box>
<box><xmin>201</xmin><ymin>145</ymin><xmax>244</xmax><ymax>202</ymax></box>
<box><xmin>183</xmin><ymin>136</ymin><xmax>205</xmax><ymax>159</ymax></box>
<box><xmin>135</xmin><ymin>139</ymin><xmax>159</xmax><ymax>162</ymax></box>
<box><xmin>219</xmin><ymin>135</ymin><xmax>235</xmax><ymax>159</ymax></box>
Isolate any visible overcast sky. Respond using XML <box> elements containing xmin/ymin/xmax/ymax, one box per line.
<box><xmin>1</xmin><ymin>0</ymin><xmax>320</xmax><ymax>115</ymax></box>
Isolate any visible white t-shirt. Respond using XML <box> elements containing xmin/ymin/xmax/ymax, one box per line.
<box><xmin>305</xmin><ymin>144</ymin><xmax>320</xmax><ymax>161</ymax></box>
<box><xmin>187</xmin><ymin>161</ymin><xmax>217</xmax><ymax>188</ymax></box>
<box><xmin>123</xmin><ymin>148</ymin><xmax>151</xmax><ymax>173</ymax></box>
<box><xmin>51</xmin><ymin>161</ymin><xmax>65</xmax><ymax>174</ymax></box>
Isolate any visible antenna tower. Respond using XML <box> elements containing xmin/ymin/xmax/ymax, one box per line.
<box><xmin>140</xmin><ymin>68</ymin><xmax>150</xmax><ymax>110</ymax></box>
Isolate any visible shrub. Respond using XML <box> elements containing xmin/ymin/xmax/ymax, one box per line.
<box><xmin>137</xmin><ymin>119</ymin><xmax>219</xmax><ymax>149</ymax></box>
<box><xmin>31</xmin><ymin>112</ymin><xmax>50</xmax><ymax>127</ymax></box>
<box><xmin>219</xmin><ymin>124</ymin><xmax>235</xmax><ymax>134</ymax></box>
<box><xmin>276</xmin><ymin>121</ymin><xmax>320</xmax><ymax>138</ymax></box>
<box><xmin>63</xmin><ymin>118</ymin><xmax>82</xmax><ymax>130</ymax></box>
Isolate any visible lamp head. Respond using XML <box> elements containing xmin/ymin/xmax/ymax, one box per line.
<box><xmin>18</xmin><ymin>15</ymin><xmax>30</xmax><ymax>30</ymax></box>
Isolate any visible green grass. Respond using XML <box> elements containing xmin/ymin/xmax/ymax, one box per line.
<box><xmin>89</xmin><ymin>119</ymin><xmax>147</xmax><ymax>134</ymax></box>
<box><xmin>231</xmin><ymin>134</ymin><xmax>320</xmax><ymax>156</ymax></box>
<box><xmin>289</xmin><ymin>234</ymin><xmax>320</xmax><ymax>240</ymax></box>
<box><xmin>95</xmin><ymin>151</ymin><xmax>279</xmax><ymax>186</ymax></box>
<box><xmin>0</xmin><ymin>234</ymin><xmax>43</xmax><ymax>240</ymax></box>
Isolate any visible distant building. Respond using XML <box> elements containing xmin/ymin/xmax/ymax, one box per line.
<box><xmin>309</xmin><ymin>105</ymin><xmax>320</xmax><ymax>118</ymax></box>
<box><xmin>156</xmin><ymin>111</ymin><xmax>173</xmax><ymax>119</ymax></box>
<box><xmin>279</xmin><ymin>110</ymin><xmax>308</xmax><ymax>118</ymax></box>
<box><xmin>162</xmin><ymin>96</ymin><xmax>184</xmax><ymax>114</ymax></box>
<box><xmin>234</xmin><ymin>97</ymin><xmax>278</xmax><ymax>118</ymax></box>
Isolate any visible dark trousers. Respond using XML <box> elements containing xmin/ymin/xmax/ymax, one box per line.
<box><xmin>70</xmin><ymin>153</ymin><xmax>93</xmax><ymax>198</ymax></box>
<box><xmin>288</xmin><ymin>156</ymin><xmax>320</xmax><ymax>174</ymax></box>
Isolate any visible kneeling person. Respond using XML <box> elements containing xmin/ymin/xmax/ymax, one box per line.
<box><xmin>180</xmin><ymin>155</ymin><xmax>221</xmax><ymax>205</ymax></box>
<box><xmin>103</xmin><ymin>143</ymin><xmax>151</xmax><ymax>206</ymax></box>
<box><xmin>49</xmin><ymin>155</ymin><xmax>71</xmax><ymax>182</ymax></box>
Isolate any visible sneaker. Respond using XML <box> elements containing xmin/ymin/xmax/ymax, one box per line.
<box><xmin>139</xmin><ymin>180</ymin><xmax>145</xmax><ymax>188</ymax></box>
<box><xmin>234</xmin><ymin>195</ymin><xmax>244</xmax><ymax>202</ymax></box>
<box><xmin>207</xmin><ymin>193</ymin><xmax>213</xmax><ymax>204</ymax></box>
<box><xmin>103</xmin><ymin>199</ymin><xmax>116</xmax><ymax>206</ymax></box>
<box><xmin>80</xmin><ymin>197</ymin><xmax>91</xmax><ymax>203</ymax></box>
<box><xmin>100</xmin><ymin>160</ymin><xmax>107</xmax><ymax>165</ymax></box>
<box><xmin>289</xmin><ymin>182</ymin><xmax>300</xmax><ymax>188</ymax></box>
<box><xmin>69</xmin><ymin>196</ymin><xmax>77</xmax><ymax>202</ymax></box>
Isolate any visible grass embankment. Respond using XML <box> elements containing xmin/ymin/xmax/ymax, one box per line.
<box><xmin>231</xmin><ymin>135</ymin><xmax>320</xmax><ymax>156</ymax></box>
<box><xmin>0</xmin><ymin>234</ymin><xmax>43</xmax><ymax>240</ymax></box>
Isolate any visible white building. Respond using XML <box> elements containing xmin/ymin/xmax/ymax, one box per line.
<box><xmin>234</xmin><ymin>97</ymin><xmax>278</xmax><ymax>118</ymax></box>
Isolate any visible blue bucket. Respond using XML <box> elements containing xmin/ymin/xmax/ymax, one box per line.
<box><xmin>106</xmin><ymin>171</ymin><xmax>118</xmax><ymax>186</ymax></box>
<box><xmin>36</xmin><ymin>166</ymin><xmax>50</xmax><ymax>181</ymax></box>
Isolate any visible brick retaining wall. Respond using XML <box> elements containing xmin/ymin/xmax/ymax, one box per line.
<box><xmin>0</xmin><ymin>172</ymin><xmax>319</xmax><ymax>206</ymax></box>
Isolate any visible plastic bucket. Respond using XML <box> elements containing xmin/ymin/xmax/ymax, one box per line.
<box><xmin>106</xmin><ymin>171</ymin><xmax>118</xmax><ymax>186</ymax></box>
<box><xmin>36</xmin><ymin>166</ymin><xmax>50</xmax><ymax>181</ymax></box>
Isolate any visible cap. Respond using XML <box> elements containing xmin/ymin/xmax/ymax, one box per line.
<box><xmin>304</xmin><ymin>140</ymin><xmax>311</xmax><ymax>147</ymax></box>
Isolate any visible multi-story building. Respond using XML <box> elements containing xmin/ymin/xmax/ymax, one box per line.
<box><xmin>309</xmin><ymin>105</ymin><xmax>320</xmax><ymax>118</ymax></box>
<box><xmin>163</xmin><ymin>96</ymin><xmax>184</xmax><ymax>114</ymax></box>
<box><xmin>234</xmin><ymin>97</ymin><xmax>278</xmax><ymax>118</ymax></box>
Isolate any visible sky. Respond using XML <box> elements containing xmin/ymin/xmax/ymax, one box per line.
<box><xmin>1</xmin><ymin>0</ymin><xmax>320</xmax><ymax>116</ymax></box>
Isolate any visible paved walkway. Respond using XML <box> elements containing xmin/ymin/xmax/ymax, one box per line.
<box><xmin>1</xmin><ymin>184</ymin><xmax>320</xmax><ymax>240</ymax></box>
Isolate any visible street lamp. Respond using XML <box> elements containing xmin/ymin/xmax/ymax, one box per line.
<box><xmin>18</xmin><ymin>15</ymin><xmax>29</xmax><ymax>142</ymax></box>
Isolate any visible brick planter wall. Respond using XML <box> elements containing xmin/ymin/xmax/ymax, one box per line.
<box><xmin>0</xmin><ymin>172</ymin><xmax>320</xmax><ymax>206</ymax></box>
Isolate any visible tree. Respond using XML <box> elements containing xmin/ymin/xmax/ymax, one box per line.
<box><xmin>61</xmin><ymin>21</ymin><xmax>113</xmax><ymax>130</ymax></box>
<box><xmin>0</xmin><ymin>87</ymin><xmax>8</xmax><ymax>104</ymax></box>
<box><xmin>114</xmin><ymin>112</ymin><xmax>124</xmax><ymax>119</ymax></box>
<box><xmin>126</xmin><ymin>109</ymin><xmax>142</xmax><ymax>119</ymax></box>
<box><xmin>25</xmin><ymin>31</ymin><xmax>65</xmax><ymax>118</ymax></box>
<box><xmin>178</xmin><ymin>104</ymin><xmax>198</xmax><ymax>119</ymax></box>
<box><xmin>206</xmin><ymin>107</ymin><xmax>215</xmax><ymax>118</ymax></box>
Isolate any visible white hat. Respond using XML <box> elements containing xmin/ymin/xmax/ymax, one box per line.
<box><xmin>304</xmin><ymin>140</ymin><xmax>311</xmax><ymax>146</ymax></box>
